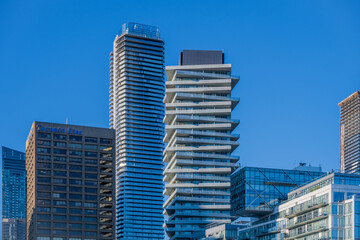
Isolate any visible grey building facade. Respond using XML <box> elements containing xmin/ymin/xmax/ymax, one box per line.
<box><xmin>339</xmin><ymin>91</ymin><xmax>360</xmax><ymax>173</ymax></box>
<box><xmin>109</xmin><ymin>22</ymin><xmax>165</xmax><ymax>239</ymax></box>
<box><xmin>26</xmin><ymin>122</ymin><xmax>115</xmax><ymax>240</ymax></box>
<box><xmin>163</xmin><ymin>50</ymin><xmax>240</xmax><ymax>239</ymax></box>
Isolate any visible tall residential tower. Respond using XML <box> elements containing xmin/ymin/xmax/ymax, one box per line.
<box><xmin>339</xmin><ymin>91</ymin><xmax>360</xmax><ymax>173</ymax></box>
<box><xmin>109</xmin><ymin>23</ymin><xmax>165</xmax><ymax>239</ymax></box>
<box><xmin>2</xmin><ymin>146</ymin><xmax>26</xmax><ymax>240</ymax></box>
<box><xmin>163</xmin><ymin>50</ymin><xmax>240</xmax><ymax>239</ymax></box>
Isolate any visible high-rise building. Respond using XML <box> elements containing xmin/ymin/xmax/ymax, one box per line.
<box><xmin>231</xmin><ymin>164</ymin><xmax>324</xmax><ymax>218</ymax></box>
<box><xmin>26</xmin><ymin>122</ymin><xmax>115</xmax><ymax>240</ymax></box>
<box><xmin>2</xmin><ymin>146</ymin><xmax>26</xmax><ymax>240</ymax></box>
<box><xmin>339</xmin><ymin>91</ymin><xmax>360</xmax><ymax>173</ymax></box>
<box><xmin>109</xmin><ymin>23</ymin><xmax>165</xmax><ymax>239</ymax></box>
<box><xmin>163</xmin><ymin>50</ymin><xmax>240</xmax><ymax>239</ymax></box>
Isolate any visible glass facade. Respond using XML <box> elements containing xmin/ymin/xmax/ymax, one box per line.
<box><xmin>2</xmin><ymin>146</ymin><xmax>26</xmax><ymax>240</ymax></box>
<box><xmin>231</xmin><ymin>166</ymin><xmax>325</xmax><ymax>217</ymax></box>
<box><xmin>109</xmin><ymin>23</ymin><xmax>165</xmax><ymax>239</ymax></box>
<box><xmin>26</xmin><ymin>122</ymin><xmax>115</xmax><ymax>240</ymax></box>
<box><xmin>163</xmin><ymin>50</ymin><xmax>240</xmax><ymax>239</ymax></box>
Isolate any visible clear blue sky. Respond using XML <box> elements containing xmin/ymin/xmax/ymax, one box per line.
<box><xmin>0</xmin><ymin>0</ymin><xmax>359</xmax><ymax>171</ymax></box>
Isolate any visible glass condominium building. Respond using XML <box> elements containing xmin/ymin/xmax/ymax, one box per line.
<box><xmin>109</xmin><ymin>23</ymin><xmax>165</xmax><ymax>239</ymax></box>
<box><xmin>163</xmin><ymin>50</ymin><xmax>240</xmax><ymax>239</ymax></box>
<box><xmin>26</xmin><ymin>122</ymin><xmax>115</xmax><ymax>240</ymax></box>
<box><xmin>2</xmin><ymin>146</ymin><xmax>26</xmax><ymax>240</ymax></box>
<box><xmin>339</xmin><ymin>91</ymin><xmax>360</xmax><ymax>173</ymax></box>
<box><xmin>231</xmin><ymin>165</ymin><xmax>324</xmax><ymax>218</ymax></box>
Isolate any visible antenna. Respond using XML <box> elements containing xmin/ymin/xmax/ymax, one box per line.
<box><xmin>66</xmin><ymin>118</ymin><xmax>68</xmax><ymax>124</ymax></box>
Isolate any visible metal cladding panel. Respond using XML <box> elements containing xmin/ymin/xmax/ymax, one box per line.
<box><xmin>179</xmin><ymin>50</ymin><xmax>224</xmax><ymax>65</ymax></box>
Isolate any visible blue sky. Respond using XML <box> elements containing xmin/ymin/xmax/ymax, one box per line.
<box><xmin>0</xmin><ymin>0</ymin><xmax>359</xmax><ymax>171</ymax></box>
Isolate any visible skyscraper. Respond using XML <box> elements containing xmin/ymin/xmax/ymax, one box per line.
<box><xmin>26</xmin><ymin>122</ymin><xmax>115</xmax><ymax>240</ymax></box>
<box><xmin>339</xmin><ymin>91</ymin><xmax>360</xmax><ymax>173</ymax></box>
<box><xmin>109</xmin><ymin>23</ymin><xmax>165</xmax><ymax>239</ymax></box>
<box><xmin>2</xmin><ymin>146</ymin><xmax>26</xmax><ymax>240</ymax></box>
<box><xmin>163</xmin><ymin>50</ymin><xmax>240</xmax><ymax>239</ymax></box>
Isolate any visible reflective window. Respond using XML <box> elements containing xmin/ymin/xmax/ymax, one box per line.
<box><xmin>53</xmin><ymin>208</ymin><xmax>66</xmax><ymax>213</ymax></box>
<box><xmin>54</xmin><ymin>164</ymin><xmax>66</xmax><ymax>170</ymax></box>
<box><xmin>69</xmin><ymin>194</ymin><xmax>82</xmax><ymax>200</ymax></box>
<box><xmin>85</xmin><ymin>181</ymin><xmax>97</xmax><ymax>186</ymax></box>
<box><xmin>54</xmin><ymin>149</ymin><xmax>67</xmax><ymax>155</ymax></box>
<box><xmin>54</xmin><ymin>134</ymin><xmax>66</xmax><ymax>140</ymax></box>
<box><xmin>70</xmin><ymin>172</ymin><xmax>82</xmax><ymax>178</ymax></box>
<box><xmin>38</xmin><ymin>214</ymin><xmax>51</xmax><ymax>220</ymax></box>
<box><xmin>53</xmin><ymin>215</ymin><xmax>66</xmax><ymax>221</ymax></box>
<box><xmin>38</xmin><ymin>155</ymin><xmax>51</xmax><ymax>161</ymax></box>
<box><xmin>85</xmin><ymin>173</ymin><xmax>97</xmax><ymax>179</ymax></box>
<box><xmin>84</xmin><ymin>209</ymin><xmax>97</xmax><ymax>215</ymax></box>
<box><xmin>38</xmin><ymin>177</ymin><xmax>50</xmax><ymax>183</ymax></box>
<box><xmin>54</xmin><ymin>142</ymin><xmax>67</xmax><ymax>147</ymax></box>
<box><xmin>69</xmin><ymin>216</ymin><xmax>82</xmax><ymax>221</ymax></box>
<box><xmin>85</xmin><ymin>217</ymin><xmax>97</xmax><ymax>222</ymax></box>
<box><xmin>53</xmin><ymin>222</ymin><xmax>67</xmax><ymax>228</ymax></box>
<box><xmin>70</xmin><ymin>165</ymin><xmax>82</xmax><ymax>171</ymax></box>
<box><xmin>85</xmin><ymin>166</ymin><xmax>97</xmax><ymax>172</ymax></box>
<box><xmin>38</xmin><ymin>207</ymin><xmax>50</xmax><ymax>212</ymax></box>
<box><xmin>54</xmin><ymin>156</ymin><xmax>66</xmax><ymax>162</ymax></box>
<box><xmin>69</xmin><ymin>157</ymin><xmax>82</xmax><ymax>163</ymax></box>
<box><xmin>69</xmin><ymin>179</ymin><xmax>82</xmax><ymax>185</ymax></box>
<box><xmin>53</xmin><ymin>200</ymin><xmax>66</xmax><ymax>206</ymax></box>
<box><xmin>85</xmin><ymin>159</ymin><xmax>97</xmax><ymax>165</ymax></box>
<box><xmin>100</xmin><ymin>146</ymin><xmax>112</xmax><ymax>152</ymax></box>
<box><xmin>38</xmin><ymin>133</ymin><xmax>51</xmax><ymax>139</ymax></box>
<box><xmin>38</xmin><ymin>221</ymin><xmax>51</xmax><ymax>227</ymax></box>
<box><xmin>69</xmin><ymin>150</ymin><xmax>82</xmax><ymax>156</ymax></box>
<box><xmin>70</xmin><ymin>187</ymin><xmax>82</xmax><ymax>192</ymax></box>
<box><xmin>38</xmin><ymin>162</ymin><xmax>51</xmax><ymax>169</ymax></box>
<box><xmin>38</xmin><ymin>147</ymin><xmax>51</xmax><ymax>154</ymax></box>
<box><xmin>84</xmin><ymin>202</ymin><xmax>97</xmax><ymax>208</ymax></box>
<box><xmin>85</xmin><ymin>152</ymin><xmax>97</xmax><ymax>158</ymax></box>
<box><xmin>53</xmin><ymin>178</ymin><xmax>67</xmax><ymax>184</ymax></box>
<box><xmin>54</xmin><ymin>171</ymin><xmax>66</xmax><ymax>177</ymax></box>
<box><xmin>85</xmin><ymin>144</ymin><xmax>97</xmax><ymax>150</ymax></box>
<box><xmin>100</xmin><ymin>153</ymin><xmax>112</xmax><ymax>158</ymax></box>
<box><xmin>38</xmin><ymin>192</ymin><xmax>51</xmax><ymax>198</ymax></box>
<box><xmin>69</xmin><ymin>208</ymin><xmax>82</xmax><ymax>214</ymax></box>
<box><xmin>53</xmin><ymin>186</ymin><xmax>66</xmax><ymax>191</ymax></box>
<box><xmin>69</xmin><ymin>231</ymin><xmax>82</xmax><ymax>236</ymax></box>
<box><xmin>100</xmin><ymin>138</ymin><xmax>112</xmax><ymax>144</ymax></box>
<box><xmin>53</xmin><ymin>193</ymin><xmax>67</xmax><ymax>199</ymax></box>
<box><xmin>85</xmin><ymin>195</ymin><xmax>97</xmax><ymax>201</ymax></box>
<box><xmin>38</xmin><ymin>170</ymin><xmax>50</xmax><ymax>176</ymax></box>
<box><xmin>84</xmin><ymin>224</ymin><xmax>97</xmax><ymax>229</ymax></box>
<box><xmin>38</xmin><ymin>185</ymin><xmax>51</xmax><ymax>191</ymax></box>
<box><xmin>53</xmin><ymin>230</ymin><xmax>66</xmax><ymax>235</ymax></box>
<box><xmin>85</xmin><ymin>188</ymin><xmax>97</xmax><ymax>194</ymax></box>
<box><xmin>69</xmin><ymin>143</ymin><xmax>82</xmax><ymax>149</ymax></box>
<box><xmin>69</xmin><ymin>135</ymin><xmax>82</xmax><ymax>142</ymax></box>
<box><xmin>69</xmin><ymin>201</ymin><xmax>82</xmax><ymax>207</ymax></box>
<box><xmin>38</xmin><ymin>229</ymin><xmax>51</xmax><ymax>234</ymax></box>
<box><xmin>85</xmin><ymin>137</ymin><xmax>97</xmax><ymax>143</ymax></box>
<box><xmin>38</xmin><ymin>140</ymin><xmax>51</xmax><ymax>146</ymax></box>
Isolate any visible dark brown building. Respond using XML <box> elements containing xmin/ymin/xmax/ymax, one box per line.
<box><xmin>25</xmin><ymin>122</ymin><xmax>115</xmax><ymax>240</ymax></box>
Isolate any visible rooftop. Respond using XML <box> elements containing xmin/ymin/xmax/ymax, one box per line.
<box><xmin>120</xmin><ymin>22</ymin><xmax>161</xmax><ymax>40</ymax></box>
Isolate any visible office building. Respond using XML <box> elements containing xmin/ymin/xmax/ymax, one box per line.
<box><xmin>339</xmin><ymin>91</ymin><xmax>360</xmax><ymax>173</ymax></box>
<box><xmin>26</xmin><ymin>122</ymin><xmax>115</xmax><ymax>240</ymax></box>
<box><xmin>231</xmin><ymin>164</ymin><xmax>324</xmax><ymax>217</ymax></box>
<box><xmin>237</xmin><ymin>172</ymin><xmax>360</xmax><ymax>240</ymax></box>
<box><xmin>109</xmin><ymin>22</ymin><xmax>165</xmax><ymax>239</ymax></box>
<box><xmin>2</xmin><ymin>146</ymin><xmax>26</xmax><ymax>240</ymax></box>
<box><xmin>163</xmin><ymin>50</ymin><xmax>240</xmax><ymax>239</ymax></box>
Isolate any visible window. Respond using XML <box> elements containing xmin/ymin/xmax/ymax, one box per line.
<box><xmin>69</xmin><ymin>179</ymin><xmax>82</xmax><ymax>185</ymax></box>
<box><xmin>53</xmin><ymin>208</ymin><xmax>66</xmax><ymax>213</ymax></box>
<box><xmin>54</xmin><ymin>171</ymin><xmax>66</xmax><ymax>177</ymax></box>
<box><xmin>37</xmin><ymin>199</ymin><xmax>51</xmax><ymax>206</ymax></box>
<box><xmin>84</xmin><ymin>231</ymin><xmax>97</xmax><ymax>237</ymax></box>
<box><xmin>38</xmin><ymin>192</ymin><xmax>51</xmax><ymax>198</ymax></box>
<box><xmin>85</xmin><ymin>166</ymin><xmax>97</xmax><ymax>172</ymax></box>
<box><xmin>38</xmin><ymin>185</ymin><xmax>51</xmax><ymax>191</ymax></box>
<box><xmin>54</xmin><ymin>134</ymin><xmax>66</xmax><ymax>140</ymax></box>
<box><xmin>54</xmin><ymin>156</ymin><xmax>66</xmax><ymax>162</ymax></box>
<box><xmin>53</xmin><ymin>215</ymin><xmax>66</xmax><ymax>221</ymax></box>
<box><xmin>70</xmin><ymin>187</ymin><xmax>82</xmax><ymax>192</ymax></box>
<box><xmin>38</xmin><ymin>214</ymin><xmax>51</xmax><ymax>220</ymax></box>
<box><xmin>84</xmin><ymin>224</ymin><xmax>97</xmax><ymax>229</ymax></box>
<box><xmin>69</xmin><ymin>223</ymin><xmax>82</xmax><ymax>228</ymax></box>
<box><xmin>38</xmin><ymin>170</ymin><xmax>50</xmax><ymax>176</ymax></box>
<box><xmin>85</xmin><ymin>181</ymin><xmax>97</xmax><ymax>186</ymax></box>
<box><xmin>69</xmin><ymin>194</ymin><xmax>82</xmax><ymax>200</ymax></box>
<box><xmin>100</xmin><ymin>146</ymin><xmax>112</xmax><ymax>152</ymax></box>
<box><xmin>53</xmin><ymin>178</ymin><xmax>67</xmax><ymax>184</ymax></box>
<box><xmin>69</xmin><ymin>201</ymin><xmax>82</xmax><ymax>207</ymax></box>
<box><xmin>70</xmin><ymin>165</ymin><xmax>82</xmax><ymax>171</ymax></box>
<box><xmin>53</xmin><ymin>230</ymin><xmax>66</xmax><ymax>235</ymax></box>
<box><xmin>53</xmin><ymin>186</ymin><xmax>67</xmax><ymax>191</ymax></box>
<box><xmin>85</xmin><ymin>152</ymin><xmax>97</xmax><ymax>158</ymax></box>
<box><xmin>85</xmin><ymin>144</ymin><xmax>97</xmax><ymax>150</ymax></box>
<box><xmin>54</xmin><ymin>149</ymin><xmax>67</xmax><ymax>155</ymax></box>
<box><xmin>69</xmin><ymin>216</ymin><xmax>82</xmax><ymax>221</ymax></box>
<box><xmin>38</xmin><ymin>229</ymin><xmax>51</xmax><ymax>234</ymax></box>
<box><xmin>53</xmin><ymin>200</ymin><xmax>66</xmax><ymax>206</ymax></box>
<box><xmin>69</xmin><ymin>150</ymin><xmax>82</xmax><ymax>156</ymax></box>
<box><xmin>38</xmin><ymin>147</ymin><xmax>51</xmax><ymax>154</ymax></box>
<box><xmin>85</xmin><ymin>195</ymin><xmax>97</xmax><ymax>201</ymax></box>
<box><xmin>69</xmin><ymin>157</ymin><xmax>82</xmax><ymax>163</ymax></box>
<box><xmin>85</xmin><ymin>159</ymin><xmax>97</xmax><ymax>165</ymax></box>
<box><xmin>85</xmin><ymin>173</ymin><xmax>97</xmax><ymax>179</ymax></box>
<box><xmin>54</xmin><ymin>142</ymin><xmax>67</xmax><ymax>147</ymax></box>
<box><xmin>84</xmin><ymin>202</ymin><xmax>97</xmax><ymax>208</ymax></box>
<box><xmin>69</xmin><ymin>208</ymin><xmax>82</xmax><ymax>214</ymax></box>
<box><xmin>100</xmin><ymin>138</ymin><xmax>112</xmax><ymax>144</ymax></box>
<box><xmin>38</xmin><ymin>133</ymin><xmax>51</xmax><ymax>139</ymax></box>
<box><xmin>38</xmin><ymin>155</ymin><xmax>51</xmax><ymax>161</ymax></box>
<box><xmin>38</xmin><ymin>221</ymin><xmax>51</xmax><ymax>227</ymax></box>
<box><xmin>85</xmin><ymin>209</ymin><xmax>97</xmax><ymax>215</ymax></box>
<box><xmin>38</xmin><ymin>163</ymin><xmax>51</xmax><ymax>169</ymax></box>
<box><xmin>53</xmin><ymin>193</ymin><xmax>67</xmax><ymax>199</ymax></box>
<box><xmin>69</xmin><ymin>135</ymin><xmax>82</xmax><ymax>142</ymax></box>
<box><xmin>70</xmin><ymin>172</ymin><xmax>82</xmax><ymax>178</ymax></box>
<box><xmin>38</xmin><ymin>207</ymin><xmax>50</xmax><ymax>212</ymax></box>
<box><xmin>69</xmin><ymin>231</ymin><xmax>82</xmax><ymax>236</ymax></box>
<box><xmin>69</xmin><ymin>143</ymin><xmax>82</xmax><ymax>149</ymax></box>
<box><xmin>85</xmin><ymin>137</ymin><xmax>97</xmax><ymax>143</ymax></box>
<box><xmin>334</xmin><ymin>192</ymin><xmax>345</xmax><ymax>202</ymax></box>
<box><xmin>37</xmin><ymin>237</ymin><xmax>50</xmax><ymax>240</ymax></box>
<box><xmin>38</xmin><ymin>140</ymin><xmax>51</xmax><ymax>146</ymax></box>
<box><xmin>54</xmin><ymin>164</ymin><xmax>66</xmax><ymax>169</ymax></box>
<box><xmin>85</xmin><ymin>188</ymin><xmax>97</xmax><ymax>194</ymax></box>
<box><xmin>54</xmin><ymin>238</ymin><xmax>66</xmax><ymax>240</ymax></box>
<box><xmin>38</xmin><ymin>177</ymin><xmax>51</xmax><ymax>183</ymax></box>
<box><xmin>53</xmin><ymin>222</ymin><xmax>66</xmax><ymax>228</ymax></box>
